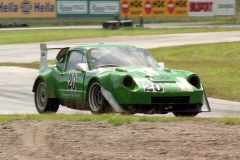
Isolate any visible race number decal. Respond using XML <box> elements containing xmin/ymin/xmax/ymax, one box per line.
<box><xmin>143</xmin><ymin>83</ymin><xmax>164</xmax><ymax>92</ymax></box>
<box><xmin>68</xmin><ymin>74</ymin><xmax>77</xmax><ymax>90</ymax></box>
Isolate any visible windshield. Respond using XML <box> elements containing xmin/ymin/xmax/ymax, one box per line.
<box><xmin>89</xmin><ymin>47</ymin><xmax>159</xmax><ymax>69</ymax></box>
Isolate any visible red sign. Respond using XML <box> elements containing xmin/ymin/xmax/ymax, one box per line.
<box><xmin>167</xmin><ymin>0</ymin><xmax>174</xmax><ymax>14</ymax></box>
<box><xmin>190</xmin><ymin>2</ymin><xmax>213</xmax><ymax>12</ymax></box>
<box><xmin>122</xmin><ymin>0</ymin><xmax>129</xmax><ymax>14</ymax></box>
<box><xmin>145</xmin><ymin>0</ymin><xmax>152</xmax><ymax>14</ymax></box>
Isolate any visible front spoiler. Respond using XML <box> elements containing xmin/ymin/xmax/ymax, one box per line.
<box><xmin>101</xmin><ymin>87</ymin><xmax>211</xmax><ymax>113</ymax></box>
<box><xmin>201</xmin><ymin>90</ymin><xmax>211</xmax><ymax>112</ymax></box>
<box><xmin>101</xmin><ymin>87</ymin><xmax>125</xmax><ymax>113</ymax></box>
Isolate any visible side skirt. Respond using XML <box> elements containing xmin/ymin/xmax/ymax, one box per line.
<box><xmin>59</xmin><ymin>99</ymin><xmax>89</xmax><ymax>110</ymax></box>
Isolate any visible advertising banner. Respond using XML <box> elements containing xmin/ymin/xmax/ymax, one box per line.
<box><xmin>169</xmin><ymin>0</ymin><xmax>188</xmax><ymax>17</ymax></box>
<box><xmin>120</xmin><ymin>0</ymin><xmax>188</xmax><ymax>18</ymax></box>
<box><xmin>213</xmin><ymin>0</ymin><xmax>235</xmax><ymax>16</ymax></box>
<box><xmin>121</xmin><ymin>0</ymin><xmax>143</xmax><ymax>17</ymax></box>
<box><xmin>188</xmin><ymin>0</ymin><xmax>214</xmax><ymax>16</ymax></box>
<box><xmin>57</xmin><ymin>1</ymin><xmax>87</xmax><ymax>15</ymax></box>
<box><xmin>0</xmin><ymin>0</ymin><xmax>56</xmax><ymax>18</ymax></box>
<box><xmin>89</xmin><ymin>1</ymin><xmax>119</xmax><ymax>15</ymax></box>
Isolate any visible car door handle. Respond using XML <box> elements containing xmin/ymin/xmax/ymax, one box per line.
<box><xmin>60</xmin><ymin>73</ymin><xmax>65</xmax><ymax>76</ymax></box>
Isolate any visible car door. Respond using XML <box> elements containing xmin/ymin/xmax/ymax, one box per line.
<box><xmin>58</xmin><ymin>50</ymin><xmax>87</xmax><ymax>100</ymax></box>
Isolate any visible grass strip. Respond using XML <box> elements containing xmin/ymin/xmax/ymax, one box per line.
<box><xmin>1</xmin><ymin>27</ymin><xmax>240</xmax><ymax>44</ymax></box>
<box><xmin>0</xmin><ymin>114</ymin><xmax>239</xmax><ymax>126</ymax></box>
<box><xmin>149</xmin><ymin>41</ymin><xmax>240</xmax><ymax>101</ymax></box>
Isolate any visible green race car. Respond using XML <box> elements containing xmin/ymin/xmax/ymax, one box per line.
<box><xmin>32</xmin><ymin>43</ymin><xmax>210</xmax><ymax>116</ymax></box>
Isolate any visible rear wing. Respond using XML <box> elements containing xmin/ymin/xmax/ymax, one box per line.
<box><xmin>39</xmin><ymin>43</ymin><xmax>71</xmax><ymax>73</ymax></box>
<box><xmin>40</xmin><ymin>43</ymin><xmax>48</xmax><ymax>73</ymax></box>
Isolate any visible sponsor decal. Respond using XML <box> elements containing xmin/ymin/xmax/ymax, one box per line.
<box><xmin>164</xmin><ymin>83</ymin><xmax>171</xmax><ymax>86</ymax></box>
<box><xmin>121</xmin><ymin>0</ymin><xmax>187</xmax><ymax>17</ymax></box>
<box><xmin>57</xmin><ymin>1</ymin><xmax>87</xmax><ymax>14</ymax></box>
<box><xmin>152</xmin><ymin>0</ymin><xmax>165</xmax><ymax>8</ymax></box>
<box><xmin>151</xmin><ymin>0</ymin><xmax>166</xmax><ymax>16</ymax></box>
<box><xmin>41</xmin><ymin>52</ymin><xmax>46</xmax><ymax>58</ymax></box>
<box><xmin>175</xmin><ymin>0</ymin><xmax>187</xmax><ymax>7</ymax></box>
<box><xmin>3</xmin><ymin>2</ymin><xmax>55</xmax><ymax>13</ymax></box>
<box><xmin>214</xmin><ymin>0</ymin><xmax>235</xmax><ymax>16</ymax></box>
<box><xmin>21</xmin><ymin>0</ymin><xmax>32</xmax><ymax>14</ymax></box>
<box><xmin>0</xmin><ymin>0</ymin><xmax>56</xmax><ymax>18</ymax></box>
<box><xmin>0</xmin><ymin>2</ymin><xmax>18</xmax><ymax>12</ymax></box>
<box><xmin>90</xmin><ymin>1</ymin><xmax>119</xmax><ymax>14</ymax></box>
<box><xmin>34</xmin><ymin>2</ymin><xmax>54</xmax><ymax>12</ymax></box>
<box><xmin>130</xmin><ymin>0</ymin><xmax>142</xmax><ymax>8</ymax></box>
<box><xmin>62</xmin><ymin>92</ymin><xmax>80</xmax><ymax>98</ymax></box>
<box><xmin>141</xmin><ymin>68</ymin><xmax>159</xmax><ymax>76</ymax></box>
<box><xmin>190</xmin><ymin>2</ymin><xmax>213</xmax><ymax>12</ymax></box>
<box><xmin>68</xmin><ymin>74</ymin><xmax>77</xmax><ymax>90</ymax></box>
<box><xmin>167</xmin><ymin>0</ymin><xmax>174</xmax><ymax>14</ymax></box>
<box><xmin>121</xmin><ymin>0</ymin><xmax>129</xmax><ymax>14</ymax></box>
<box><xmin>152</xmin><ymin>76</ymin><xmax>170</xmax><ymax>80</ymax></box>
<box><xmin>129</xmin><ymin>0</ymin><xmax>142</xmax><ymax>16</ymax></box>
<box><xmin>143</xmin><ymin>83</ymin><xmax>164</xmax><ymax>92</ymax></box>
<box><xmin>86</xmin><ymin>71</ymin><xmax>97</xmax><ymax>76</ymax></box>
<box><xmin>173</xmin><ymin>0</ymin><xmax>188</xmax><ymax>15</ymax></box>
<box><xmin>145</xmin><ymin>0</ymin><xmax>152</xmax><ymax>14</ymax></box>
<box><xmin>218</xmin><ymin>4</ymin><xmax>234</xmax><ymax>9</ymax></box>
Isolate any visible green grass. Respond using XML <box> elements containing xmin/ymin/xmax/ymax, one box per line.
<box><xmin>0</xmin><ymin>61</ymin><xmax>39</xmax><ymax>69</ymax></box>
<box><xmin>0</xmin><ymin>114</ymin><xmax>239</xmax><ymax>125</ymax></box>
<box><xmin>1</xmin><ymin>27</ymin><xmax>240</xmax><ymax>44</ymax></box>
<box><xmin>0</xmin><ymin>60</ymin><xmax>55</xmax><ymax>69</ymax></box>
<box><xmin>149</xmin><ymin>42</ymin><xmax>240</xmax><ymax>101</ymax></box>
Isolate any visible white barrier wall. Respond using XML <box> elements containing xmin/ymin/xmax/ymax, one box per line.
<box><xmin>214</xmin><ymin>0</ymin><xmax>235</xmax><ymax>15</ymax></box>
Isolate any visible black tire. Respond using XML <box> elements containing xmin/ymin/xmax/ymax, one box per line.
<box><xmin>87</xmin><ymin>80</ymin><xmax>112</xmax><ymax>114</ymax></box>
<box><xmin>173</xmin><ymin>112</ymin><xmax>198</xmax><ymax>117</ymax></box>
<box><xmin>34</xmin><ymin>79</ymin><xmax>59</xmax><ymax>114</ymax></box>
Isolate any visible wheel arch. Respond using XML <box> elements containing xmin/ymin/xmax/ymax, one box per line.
<box><xmin>32</xmin><ymin>71</ymin><xmax>57</xmax><ymax>98</ymax></box>
<box><xmin>85</xmin><ymin>72</ymin><xmax>112</xmax><ymax>101</ymax></box>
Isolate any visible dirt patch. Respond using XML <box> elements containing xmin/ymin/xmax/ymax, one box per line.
<box><xmin>0</xmin><ymin>120</ymin><xmax>239</xmax><ymax>160</ymax></box>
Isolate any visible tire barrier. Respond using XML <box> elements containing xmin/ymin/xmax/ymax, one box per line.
<box><xmin>102</xmin><ymin>20</ymin><xmax>133</xmax><ymax>29</ymax></box>
<box><xmin>0</xmin><ymin>23</ymin><xmax>29</xmax><ymax>28</ymax></box>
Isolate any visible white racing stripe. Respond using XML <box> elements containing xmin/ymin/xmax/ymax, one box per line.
<box><xmin>176</xmin><ymin>77</ymin><xmax>193</xmax><ymax>92</ymax></box>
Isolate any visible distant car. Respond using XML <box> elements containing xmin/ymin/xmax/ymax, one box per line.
<box><xmin>32</xmin><ymin>43</ymin><xmax>210</xmax><ymax>117</ymax></box>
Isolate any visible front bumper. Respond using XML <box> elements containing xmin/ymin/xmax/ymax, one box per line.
<box><xmin>101</xmin><ymin>87</ymin><xmax>211</xmax><ymax>113</ymax></box>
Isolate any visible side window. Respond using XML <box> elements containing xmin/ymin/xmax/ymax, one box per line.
<box><xmin>65</xmin><ymin>50</ymin><xmax>85</xmax><ymax>72</ymax></box>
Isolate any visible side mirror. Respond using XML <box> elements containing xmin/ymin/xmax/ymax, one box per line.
<box><xmin>157</xmin><ymin>62</ymin><xmax>165</xmax><ymax>68</ymax></box>
<box><xmin>76</xmin><ymin>63</ymin><xmax>89</xmax><ymax>72</ymax></box>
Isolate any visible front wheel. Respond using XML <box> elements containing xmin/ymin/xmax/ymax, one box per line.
<box><xmin>173</xmin><ymin>112</ymin><xmax>198</xmax><ymax>117</ymax></box>
<box><xmin>34</xmin><ymin>79</ymin><xmax>59</xmax><ymax>114</ymax></box>
<box><xmin>87</xmin><ymin>80</ymin><xmax>113</xmax><ymax>114</ymax></box>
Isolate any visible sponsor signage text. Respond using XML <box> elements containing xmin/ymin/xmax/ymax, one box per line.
<box><xmin>0</xmin><ymin>0</ymin><xmax>56</xmax><ymax>18</ymax></box>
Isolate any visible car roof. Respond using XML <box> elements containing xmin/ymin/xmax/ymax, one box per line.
<box><xmin>69</xmin><ymin>44</ymin><xmax>136</xmax><ymax>51</ymax></box>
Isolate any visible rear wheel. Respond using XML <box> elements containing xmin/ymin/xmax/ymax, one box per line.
<box><xmin>87</xmin><ymin>80</ymin><xmax>113</xmax><ymax>114</ymax></box>
<box><xmin>34</xmin><ymin>79</ymin><xmax>59</xmax><ymax>114</ymax></box>
<box><xmin>173</xmin><ymin>112</ymin><xmax>198</xmax><ymax>117</ymax></box>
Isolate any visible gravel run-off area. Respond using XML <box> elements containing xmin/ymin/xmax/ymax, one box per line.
<box><xmin>0</xmin><ymin>120</ymin><xmax>240</xmax><ymax>160</ymax></box>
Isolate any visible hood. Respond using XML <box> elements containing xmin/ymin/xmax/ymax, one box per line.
<box><xmin>114</xmin><ymin>66</ymin><xmax>188</xmax><ymax>83</ymax></box>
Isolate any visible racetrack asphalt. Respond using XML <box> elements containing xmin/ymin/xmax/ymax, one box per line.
<box><xmin>1</xmin><ymin>24</ymin><xmax>240</xmax><ymax>117</ymax></box>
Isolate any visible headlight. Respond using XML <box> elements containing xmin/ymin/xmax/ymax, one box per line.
<box><xmin>188</xmin><ymin>74</ymin><xmax>200</xmax><ymax>87</ymax></box>
<box><xmin>122</xmin><ymin>75</ymin><xmax>134</xmax><ymax>88</ymax></box>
